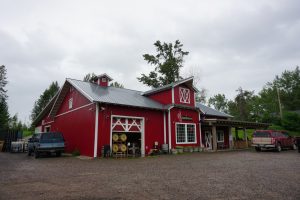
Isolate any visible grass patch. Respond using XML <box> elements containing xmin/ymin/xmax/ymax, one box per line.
<box><xmin>22</xmin><ymin>130</ymin><xmax>33</xmax><ymax>137</ymax></box>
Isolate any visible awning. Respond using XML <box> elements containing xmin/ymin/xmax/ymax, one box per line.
<box><xmin>202</xmin><ymin>119</ymin><xmax>269</xmax><ymax>129</ymax></box>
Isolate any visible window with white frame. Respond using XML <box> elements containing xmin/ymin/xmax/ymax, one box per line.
<box><xmin>217</xmin><ymin>130</ymin><xmax>224</xmax><ymax>142</ymax></box>
<box><xmin>68</xmin><ymin>98</ymin><xmax>73</xmax><ymax>109</ymax></box>
<box><xmin>176</xmin><ymin>123</ymin><xmax>196</xmax><ymax>144</ymax></box>
<box><xmin>102</xmin><ymin>77</ymin><xmax>107</xmax><ymax>82</ymax></box>
<box><xmin>179</xmin><ymin>87</ymin><xmax>190</xmax><ymax>103</ymax></box>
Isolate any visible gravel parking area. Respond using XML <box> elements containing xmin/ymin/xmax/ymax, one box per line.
<box><xmin>0</xmin><ymin>150</ymin><xmax>299</xmax><ymax>200</ymax></box>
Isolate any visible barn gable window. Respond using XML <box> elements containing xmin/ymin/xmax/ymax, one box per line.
<box><xmin>176</xmin><ymin>123</ymin><xmax>196</xmax><ymax>144</ymax></box>
<box><xmin>179</xmin><ymin>87</ymin><xmax>190</xmax><ymax>104</ymax></box>
<box><xmin>68</xmin><ymin>98</ymin><xmax>73</xmax><ymax>109</ymax></box>
<box><xmin>102</xmin><ymin>78</ymin><xmax>107</xmax><ymax>82</ymax></box>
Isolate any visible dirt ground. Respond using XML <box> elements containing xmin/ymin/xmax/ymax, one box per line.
<box><xmin>0</xmin><ymin>150</ymin><xmax>299</xmax><ymax>200</ymax></box>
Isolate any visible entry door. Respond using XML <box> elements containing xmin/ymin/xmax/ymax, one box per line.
<box><xmin>205</xmin><ymin>131</ymin><xmax>212</xmax><ymax>150</ymax></box>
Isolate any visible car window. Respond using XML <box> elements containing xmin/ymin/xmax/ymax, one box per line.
<box><xmin>253</xmin><ymin>132</ymin><xmax>270</xmax><ymax>137</ymax></box>
<box><xmin>40</xmin><ymin>132</ymin><xmax>63</xmax><ymax>143</ymax></box>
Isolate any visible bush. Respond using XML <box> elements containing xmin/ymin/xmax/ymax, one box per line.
<box><xmin>72</xmin><ymin>149</ymin><xmax>80</xmax><ymax>156</ymax></box>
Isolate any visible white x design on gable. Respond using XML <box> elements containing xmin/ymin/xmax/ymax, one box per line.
<box><xmin>179</xmin><ymin>87</ymin><xmax>190</xmax><ymax>103</ymax></box>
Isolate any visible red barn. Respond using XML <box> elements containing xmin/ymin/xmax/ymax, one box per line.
<box><xmin>33</xmin><ymin>73</ymin><xmax>268</xmax><ymax>157</ymax></box>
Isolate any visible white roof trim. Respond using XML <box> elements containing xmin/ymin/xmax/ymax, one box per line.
<box><xmin>67</xmin><ymin>79</ymin><xmax>94</xmax><ymax>102</ymax></box>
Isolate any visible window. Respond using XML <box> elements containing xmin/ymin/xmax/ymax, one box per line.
<box><xmin>102</xmin><ymin>77</ymin><xmax>107</xmax><ymax>82</ymax></box>
<box><xmin>179</xmin><ymin>87</ymin><xmax>190</xmax><ymax>103</ymax></box>
<box><xmin>217</xmin><ymin>130</ymin><xmax>224</xmax><ymax>142</ymax></box>
<box><xmin>176</xmin><ymin>123</ymin><xmax>196</xmax><ymax>144</ymax></box>
<box><xmin>45</xmin><ymin>126</ymin><xmax>51</xmax><ymax>132</ymax></box>
<box><xmin>68</xmin><ymin>98</ymin><xmax>73</xmax><ymax>109</ymax></box>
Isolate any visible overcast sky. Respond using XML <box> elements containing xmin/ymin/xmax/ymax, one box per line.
<box><xmin>1</xmin><ymin>0</ymin><xmax>300</xmax><ymax>124</ymax></box>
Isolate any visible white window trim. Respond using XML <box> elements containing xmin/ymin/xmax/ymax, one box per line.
<box><xmin>179</xmin><ymin>87</ymin><xmax>190</xmax><ymax>104</ymax></box>
<box><xmin>44</xmin><ymin>125</ymin><xmax>51</xmax><ymax>132</ymax></box>
<box><xmin>68</xmin><ymin>98</ymin><xmax>73</xmax><ymax>109</ymax></box>
<box><xmin>217</xmin><ymin>130</ymin><xmax>224</xmax><ymax>143</ymax></box>
<box><xmin>102</xmin><ymin>77</ymin><xmax>107</xmax><ymax>82</ymax></box>
<box><xmin>175</xmin><ymin>122</ymin><xmax>197</xmax><ymax>144</ymax></box>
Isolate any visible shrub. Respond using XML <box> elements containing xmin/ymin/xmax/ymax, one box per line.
<box><xmin>72</xmin><ymin>149</ymin><xmax>80</xmax><ymax>156</ymax></box>
<box><xmin>282</xmin><ymin>112</ymin><xmax>300</xmax><ymax>131</ymax></box>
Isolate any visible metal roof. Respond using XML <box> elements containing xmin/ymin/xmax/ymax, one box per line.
<box><xmin>67</xmin><ymin>79</ymin><xmax>165</xmax><ymax>110</ymax></box>
<box><xmin>196</xmin><ymin>102</ymin><xmax>233</xmax><ymax>118</ymax></box>
<box><xmin>142</xmin><ymin>77</ymin><xmax>198</xmax><ymax>95</ymax></box>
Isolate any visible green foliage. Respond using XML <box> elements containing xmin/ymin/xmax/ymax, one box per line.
<box><xmin>110</xmin><ymin>81</ymin><xmax>124</xmax><ymax>88</ymax></box>
<box><xmin>208</xmin><ymin>94</ymin><xmax>228</xmax><ymax>113</ymax></box>
<box><xmin>0</xmin><ymin>65</ymin><xmax>8</xmax><ymax>99</ymax></box>
<box><xmin>83</xmin><ymin>73</ymin><xmax>97</xmax><ymax>82</ymax></box>
<box><xmin>195</xmin><ymin>88</ymin><xmax>207</xmax><ymax>104</ymax></box>
<box><xmin>22</xmin><ymin>130</ymin><xmax>33</xmax><ymax>137</ymax></box>
<box><xmin>31</xmin><ymin>81</ymin><xmax>60</xmax><ymax>122</ymax></box>
<box><xmin>137</xmin><ymin>40</ymin><xmax>189</xmax><ymax>88</ymax></box>
<box><xmin>72</xmin><ymin>149</ymin><xmax>80</xmax><ymax>156</ymax></box>
<box><xmin>281</xmin><ymin>111</ymin><xmax>300</xmax><ymax>131</ymax></box>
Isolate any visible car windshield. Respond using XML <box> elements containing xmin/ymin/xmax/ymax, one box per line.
<box><xmin>40</xmin><ymin>132</ymin><xmax>64</xmax><ymax>143</ymax></box>
<box><xmin>253</xmin><ymin>131</ymin><xmax>270</xmax><ymax>137</ymax></box>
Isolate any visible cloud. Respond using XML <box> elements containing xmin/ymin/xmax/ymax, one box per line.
<box><xmin>0</xmin><ymin>0</ymin><xmax>299</xmax><ymax>123</ymax></box>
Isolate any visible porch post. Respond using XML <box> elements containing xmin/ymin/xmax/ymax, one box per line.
<box><xmin>228</xmin><ymin>126</ymin><xmax>233</xmax><ymax>149</ymax></box>
<box><xmin>243</xmin><ymin>128</ymin><xmax>248</xmax><ymax>148</ymax></box>
<box><xmin>212</xmin><ymin>125</ymin><xmax>217</xmax><ymax>151</ymax></box>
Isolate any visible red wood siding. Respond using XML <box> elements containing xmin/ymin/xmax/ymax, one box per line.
<box><xmin>169</xmin><ymin>107</ymin><xmax>201</xmax><ymax>148</ymax></box>
<box><xmin>174</xmin><ymin>85</ymin><xmax>195</xmax><ymax>107</ymax></box>
<box><xmin>97</xmin><ymin>104</ymin><xmax>165</xmax><ymax>155</ymax></box>
<box><xmin>147</xmin><ymin>89</ymin><xmax>172</xmax><ymax>105</ymax></box>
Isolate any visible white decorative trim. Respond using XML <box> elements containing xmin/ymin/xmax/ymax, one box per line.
<box><xmin>175</xmin><ymin>122</ymin><xmax>197</xmax><ymax>144</ymax></box>
<box><xmin>172</xmin><ymin>87</ymin><xmax>174</xmax><ymax>104</ymax></box>
<box><xmin>179</xmin><ymin>87</ymin><xmax>190</xmax><ymax>104</ymax></box>
<box><xmin>94</xmin><ymin>103</ymin><xmax>99</xmax><ymax>158</ymax></box>
<box><xmin>163</xmin><ymin>112</ymin><xmax>166</xmax><ymax>144</ymax></box>
<box><xmin>55</xmin><ymin>103</ymin><xmax>94</xmax><ymax>118</ymax></box>
<box><xmin>168</xmin><ymin>108</ymin><xmax>172</xmax><ymax>150</ymax></box>
<box><xmin>44</xmin><ymin>125</ymin><xmax>51</xmax><ymax>132</ymax></box>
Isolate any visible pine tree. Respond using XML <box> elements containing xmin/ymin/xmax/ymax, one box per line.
<box><xmin>0</xmin><ymin>65</ymin><xmax>9</xmax><ymax>130</ymax></box>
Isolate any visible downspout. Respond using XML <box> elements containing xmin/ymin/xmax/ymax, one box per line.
<box><xmin>198</xmin><ymin>111</ymin><xmax>202</xmax><ymax>148</ymax></box>
<box><xmin>168</xmin><ymin>106</ymin><xmax>174</xmax><ymax>151</ymax></box>
<box><xmin>93</xmin><ymin>103</ymin><xmax>99</xmax><ymax>158</ymax></box>
<box><xmin>163</xmin><ymin>112</ymin><xmax>166</xmax><ymax>144</ymax></box>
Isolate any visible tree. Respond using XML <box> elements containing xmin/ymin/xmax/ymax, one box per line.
<box><xmin>208</xmin><ymin>94</ymin><xmax>228</xmax><ymax>113</ymax></box>
<box><xmin>196</xmin><ymin>88</ymin><xmax>207</xmax><ymax>104</ymax></box>
<box><xmin>31</xmin><ymin>82</ymin><xmax>60</xmax><ymax>121</ymax></box>
<box><xmin>137</xmin><ymin>40</ymin><xmax>189</xmax><ymax>88</ymax></box>
<box><xmin>0</xmin><ymin>65</ymin><xmax>9</xmax><ymax>130</ymax></box>
<box><xmin>110</xmin><ymin>82</ymin><xmax>124</xmax><ymax>88</ymax></box>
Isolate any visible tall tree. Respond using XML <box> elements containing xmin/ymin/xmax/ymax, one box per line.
<box><xmin>196</xmin><ymin>88</ymin><xmax>207</xmax><ymax>104</ymax></box>
<box><xmin>137</xmin><ymin>40</ymin><xmax>189</xmax><ymax>88</ymax></box>
<box><xmin>110</xmin><ymin>82</ymin><xmax>124</xmax><ymax>88</ymax></box>
<box><xmin>0</xmin><ymin>65</ymin><xmax>9</xmax><ymax>130</ymax></box>
<box><xmin>31</xmin><ymin>82</ymin><xmax>60</xmax><ymax>121</ymax></box>
<box><xmin>208</xmin><ymin>94</ymin><xmax>228</xmax><ymax>113</ymax></box>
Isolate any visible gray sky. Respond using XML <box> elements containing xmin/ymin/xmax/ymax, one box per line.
<box><xmin>1</xmin><ymin>0</ymin><xmax>299</xmax><ymax>125</ymax></box>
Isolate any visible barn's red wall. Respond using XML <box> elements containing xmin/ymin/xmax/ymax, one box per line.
<box><xmin>147</xmin><ymin>89</ymin><xmax>172</xmax><ymax>105</ymax></box>
<box><xmin>97</xmin><ymin>104</ymin><xmax>165</xmax><ymax>155</ymax></box>
<box><xmin>174</xmin><ymin>85</ymin><xmax>195</xmax><ymax>107</ymax></box>
<box><xmin>40</xmin><ymin>87</ymin><xmax>95</xmax><ymax>156</ymax></box>
<box><xmin>169</xmin><ymin>107</ymin><xmax>200</xmax><ymax>148</ymax></box>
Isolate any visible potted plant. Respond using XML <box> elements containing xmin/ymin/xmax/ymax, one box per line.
<box><xmin>176</xmin><ymin>146</ymin><xmax>184</xmax><ymax>154</ymax></box>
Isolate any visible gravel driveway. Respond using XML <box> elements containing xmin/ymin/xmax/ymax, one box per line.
<box><xmin>0</xmin><ymin>150</ymin><xmax>299</xmax><ymax>200</ymax></box>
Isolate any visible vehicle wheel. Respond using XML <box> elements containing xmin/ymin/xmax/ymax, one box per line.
<box><xmin>276</xmin><ymin>143</ymin><xmax>282</xmax><ymax>152</ymax></box>
<box><xmin>291</xmin><ymin>143</ymin><xmax>297</xmax><ymax>150</ymax></box>
<box><xmin>255</xmin><ymin>147</ymin><xmax>261</xmax><ymax>152</ymax></box>
<box><xmin>35</xmin><ymin>150</ymin><xmax>40</xmax><ymax>158</ymax></box>
<box><xmin>56</xmin><ymin>152</ymin><xmax>61</xmax><ymax>157</ymax></box>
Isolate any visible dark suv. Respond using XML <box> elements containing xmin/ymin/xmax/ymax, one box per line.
<box><xmin>28</xmin><ymin>132</ymin><xmax>65</xmax><ymax>158</ymax></box>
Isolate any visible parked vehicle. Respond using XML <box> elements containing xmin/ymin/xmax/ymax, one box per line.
<box><xmin>28</xmin><ymin>132</ymin><xmax>65</xmax><ymax>158</ymax></box>
<box><xmin>252</xmin><ymin>130</ymin><xmax>296</xmax><ymax>152</ymax></box>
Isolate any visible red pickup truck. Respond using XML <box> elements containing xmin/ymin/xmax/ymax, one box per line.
<box><xmin>252</xmin><ymin>130</ymin><xmax>297</xmax><ymax>152</ymax></box>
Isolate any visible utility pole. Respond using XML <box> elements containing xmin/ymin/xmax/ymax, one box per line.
<box><xmin>277</xmin><ymin>87</ymin><xmax>283</xmax><ymax>120</ymax></box>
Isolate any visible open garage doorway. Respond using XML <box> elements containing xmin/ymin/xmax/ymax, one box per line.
<box><xmin>110</xmin><ymin>115</ymin><xmax>144</xmax><ymax>157</ymax></box>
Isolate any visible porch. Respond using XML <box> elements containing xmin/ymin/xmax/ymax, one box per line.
<box><xmin>201</xmin><ymin>119</ymin><xmax>269</xmax><ymax>151</ymax></box>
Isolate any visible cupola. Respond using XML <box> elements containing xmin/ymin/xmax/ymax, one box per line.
<box><xmin>93</xmin><ymin>73</ymin><xmax>113</xmax><ymax>87</ymax></box>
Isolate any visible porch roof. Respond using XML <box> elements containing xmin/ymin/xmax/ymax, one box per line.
<box><xmin>203</xmin><ymin>118</ymin><xmax>269</xmax><ymax>129</ymax></box>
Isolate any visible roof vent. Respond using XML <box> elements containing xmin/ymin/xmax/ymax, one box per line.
<box><xmin>93</xmin><ymin>73</ymin><xmax>113</xmax><ymax>87</ymax></box>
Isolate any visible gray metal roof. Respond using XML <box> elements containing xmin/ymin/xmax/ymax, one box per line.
<box><xmin>142</xmin><ymin>77</ymin><xmax>198</xmax><ymax>95</ymax></box>
<box><xmin>67</xmin><ymin>79</ymin><xmax>164</xmax><ymax>110</ymax></box>
<box><xmin>196</xmin><ymin>102</ymin><xmax>233</xmax><ymax>118</ymax></box>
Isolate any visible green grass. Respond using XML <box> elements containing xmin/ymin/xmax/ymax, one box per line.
<box><xmin>22</xmin><ymin>130</ymin><xmax>33</xmax><ymax>137</ymax></box>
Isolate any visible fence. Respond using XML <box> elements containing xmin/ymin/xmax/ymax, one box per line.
<box><xmin>0</xmin><ymin>129</ymin><xmax>22</xmax><ymax>152</ymax></box>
